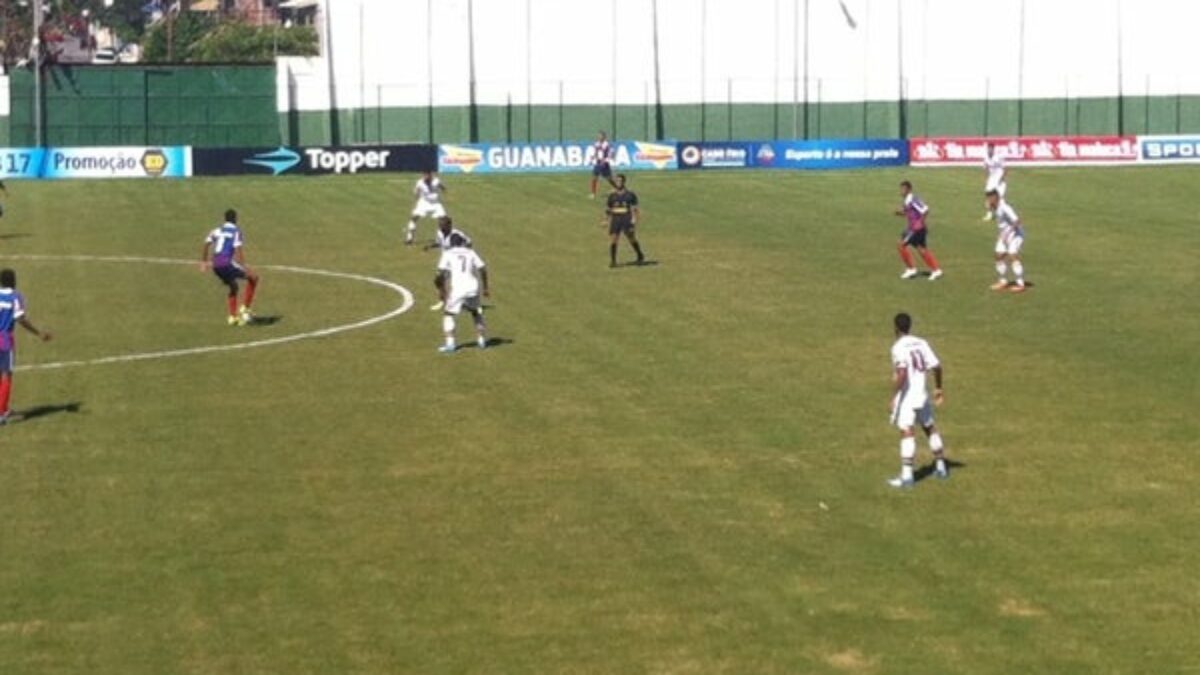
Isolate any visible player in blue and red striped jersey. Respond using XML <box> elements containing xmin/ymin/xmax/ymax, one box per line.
<box><xmin>894</xmin><ymin>180</ymin><xmax>943</xmax><ymax>281</ymax></box>
<box><xmin>0</xmin><ymin>268</ymin><xmax>52</xmax><ymax>424</ymax></box>
<box><xmin>589</xmin><ymin>131</ymin><xmax>615</xmax><ymax>199</ymax></box>
<box><xmin>200</xmin><ymin>209</ymin><xmax>260</xmax><ymax>326</ymax></box>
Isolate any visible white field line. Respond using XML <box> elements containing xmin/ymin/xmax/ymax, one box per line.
<box><xmin>0</xmin><ymin>254</ymin><xmax>413</xmax><ymax>372</ymax></box>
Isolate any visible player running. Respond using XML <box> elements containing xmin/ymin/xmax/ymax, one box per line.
<box><xmin>894</xmin><ymin>180</ymin><xmax>943</xmax><ymax>281</ymax></box>
<box><xmin>0</xmin><ymin>268</ymin><xmax>53</xmax><ymax>424</ymax></box>
<box><xmin>589</xmin><ymin>131</ymin><xmax>614</xmax><ymax>199</ymax></box>
<box><xmin>887</xmin><ymin>312</ymin><xmax>948</xmax><ymax>489</ymax></box>
<box><xmin>200</xmin><ymin>209</ymin><xmax>260</xmax><ymax>325</ymax></box>
<box><xmin>982</xmin><ymin>142</ymin><xmax>1007</xmax><ymax>220</ymax></box>
<box><xmin>605</xmin><ymin>174</ymin><xmax>646</xmax><ymax>268</ymax></box>
<box><xmin>407</xmin><ymin>171</ymin><xmax>448</xmax><ymax>246</ymax></box>
<box><xmin>434</xmin><ymin>233</ymin><xmax>490</xmax><ymax>353</ymax></box>
<box><xmin>986</xmin><ymin>190</ymin><xmax>1027</xmax><ymax>293</ymax></box>
<box><xmin>425</xmin><ymin>216</ymin><xmax>473</xmax><ymax>311</ymax></box>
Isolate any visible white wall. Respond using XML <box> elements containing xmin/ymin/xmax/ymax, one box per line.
<box><xmin>289</xmin><ymin>0</ymin><xmax>1200</xmax><ymax>111</ymax></box>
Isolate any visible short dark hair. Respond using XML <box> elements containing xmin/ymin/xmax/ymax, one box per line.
<box><xmin>985</xmin><ymin>189</ymin><xmax>999</xmax><ymax>198</ymax></box>
<box><xmin>616</xmin><ymin>173</ymin><xmax>627</xmax><ymax>185</ymax></box>
<box><xmin>438</xmin><ymin>216</ymin><xmax>453</xmax><ymax>229</ymax></box>
<box><xmin>225</xmin><ymin>209</ymin><xmax>237</xmax><ymax>223</ymax></box>
<box><xmin>449</xmin><ymin>233</ymin><xmax>467</xmax><ymax>248</ymax></box>
<box><xmin>900</xmin><ymin>180</ymin><xmax>912</xmax><ymax>190</ymax></box>
<box><xmin>894</xmin><ymin>312</ymin><xmax>912</xmax><ymax>334</ymax></box>
<box><xmin>0</xmin><ymin>268</ymin><xmax>14</xmax><ymax>289</ymax></box>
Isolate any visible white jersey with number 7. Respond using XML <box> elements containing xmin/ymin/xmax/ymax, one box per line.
<box><xmin>437</xmin><ymin>247</ymin><xmax>486</xmax><ymax>298</ymax></box>
<box><xmin>891</xmin><ymin>335</ymin><xmax>941</xmax><ymax>409</ymax></box>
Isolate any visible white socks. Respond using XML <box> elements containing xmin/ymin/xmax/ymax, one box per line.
<box><xmin>900</xmin><ymin>436</ymin><xmax>916</xmax><ymax>481</ymax></box>
<box><xmin>1012</xmin><ymin>261</ymin><xmax>1024</xmax><ymax>285</ymax></box>
<box><xmin>406</xmin><ymin>221</ymin><xmax>416</xmax><ymax>242</ymax></box>
<box><xmin>996</xmin><ymin>260</ymin><xmax>1008</xmax><ymax>280</ymax></box>
<box><xmin>442</xmin><ymin>315</ymin><xmax>456</xmax><ymax>348</ymax></box>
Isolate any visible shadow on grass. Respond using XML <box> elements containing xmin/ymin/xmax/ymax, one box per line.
<box><xmin>247</xmin><ymin>315</ymin><xmax>284</xmax><ymax>327</ymax></box>
<box><xmin>612</xmin><ymin>260</ymin><xmax>661</xmax><ymax>269</ymax></box>
<box><xmin>0</xmin><ymin>233</ymin><xmax>33</xmax><ymax>241</ymax></box>
<box><xmin>457</xmin><ymin>337</ymin><xmax>514</xmax><ymax>352</ymax></box>
<box><xmin>9</xmin><ymin>401</ymin><xmax>83</xmax><ymax>424</ymax></box>
<box><xmin>914</xmin><ymin>459</ymin><xmax>967</xmax><ymax>483</ymax></box>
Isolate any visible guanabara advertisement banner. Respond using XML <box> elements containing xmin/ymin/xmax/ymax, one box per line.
<box><xmin>438</xmin><ymin>141</ymin><xmax>678</xmax><ymax>174</ymax></box>
<box><xmin>910</xmin><ymin>136</ymin><xmax>1139</xmax><ymax>166</ymax></box>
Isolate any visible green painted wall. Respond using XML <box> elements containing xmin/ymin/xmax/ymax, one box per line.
<box><xmin>280</xmin><ymin>95</ymin><xmax>1200</xmax><ymax>146</ymax></box>
<box><xmin>8</xmin><ymin>65</ymin><xmax>278</xmax><ymax>147</ymax></box>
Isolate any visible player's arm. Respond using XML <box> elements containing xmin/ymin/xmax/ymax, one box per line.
<box><xmin>17</xmin><ymin>315</ymin><xmax>51</xmax><ymax>342</ymax></box>
<box><xmin>931</xmin><ymin>365</ymin><xmax>944</xmax><ymax>405</ymax></box>
<box><xmin>199</xmin><ymin>240</ymin><xmax>212</xmax><ymax>270</ymax></box>
<box><xmin>890</xmin><ymin>365</ymin><xmax>907</xmax><ymax>410</ymax></box>
<box><xmin>479</xmin><ymin>267</ymin><xmax>490</xmax><ymax>298</ymax></box>
<box><xmin>433</xmin><ymin>270</ymin><xmax>448</xmax><ymax>303</ymax></box>
<box><xmin>0</xmin><ymin>180</ymin><xmax>7</xmax><ymax>194</ymax></box>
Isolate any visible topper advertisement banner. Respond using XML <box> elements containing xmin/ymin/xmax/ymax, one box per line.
<box><xmin>910</xmin><ymin>136</ymin><xmax>1139</xmax><ymax>167</ymax></box>
<box><xmin>439</xmin><ymin>141</ymin><xmax>678</xmax><ymax>174</ymax></box>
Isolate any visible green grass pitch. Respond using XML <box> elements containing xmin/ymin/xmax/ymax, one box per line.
<box><xmin>0</xmin><ymin>167</ymin><xmax>1197</xmax><ymax>674</ymax></box>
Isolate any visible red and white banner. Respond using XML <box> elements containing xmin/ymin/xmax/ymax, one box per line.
<box><xmin>910</xmin><ymin>136</ymin><xmax>1139</xmax><ymax>167</ymax></box>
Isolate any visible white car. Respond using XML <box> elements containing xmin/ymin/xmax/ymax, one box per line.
<box><xmin>92</xmin><ymin>48</ymin><xmax>117</xmax><ymax>65</ymax></box>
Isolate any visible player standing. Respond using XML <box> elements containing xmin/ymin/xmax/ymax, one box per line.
<box><xmin>425</xmin><ymin>216</ymin><xmax>473</xmax><ymax>311</ymax></box>
<box><xmin>605</xmin><ymin>174</ymin><xmax>646</xmax><ymax>268</ymax></box>
<box><xmin>589</xmin><ymin>131</ymin><xmax>614</xmax><ymax>199</ymax></box>
<box><xmin>894</xmin><ymin>180</ymin><xmax>943</xmax><ymax>281</ymax></box>
<box><xmin>986</xmin><ymin>190</ymin><xmax>1027</xmax><ymax>293</ymax></box>
<box><xmin>887</xmin><ymin>312</ymin><xmax>948</xmax><ymax>489</ymax></box>
<box><xmin>434</xmin><ymin>233</ymin><xmax>490</xmax><ymax>353</ymax></box>
<box><xmin>982</xmin><ymin>142</ymin><xmax>1007</xmax><ymax>220</ymax></box>
<box><xmin>407</xmin><ymin>171</ymin><xmax>447</xmax><ymax>246</ymax></box>
<box><xmin>200</xmin><ymin>209</ymin><xmax>260</xmax><ymax>325</ymax></box>
<box><xmin>0</xmin><ymin>268</ymin><xmax>53</xmax><ymax>424</ymax></box>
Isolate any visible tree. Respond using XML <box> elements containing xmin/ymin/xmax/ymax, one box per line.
<box><xmin>143</xmin><ymin>16</ymin><xmax>317</xmax><ymax>64</ymax></box>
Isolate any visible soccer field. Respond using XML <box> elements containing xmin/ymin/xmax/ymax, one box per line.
<box><xmin>1</xmin><ymin>167</ymin><xmax>1197</xmax><ymax>674</ymax></box>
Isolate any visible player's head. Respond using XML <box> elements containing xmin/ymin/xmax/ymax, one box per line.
<box><xmin>985</xmin><ymin>189</ymin><xmax>1000</xmax><ymax>208</ymax></box>
<box><xmin>224</xmin><ymin>209</ymin><xmax>237</xmax><ymax>224</ymax></box>
<box><xmin>0</xmin><ymin>268</ymin><xmax>14</xmax><ymax>289</ymax></box>
<box><xmin>899</xmin><ymin>180</ymin><xmax>912</xmax><ymax>196</ymax></box>
<box><xmin>598</xmin><ymin>130</ymin><xmax>607</xmax><ymax>141</ymax></box>
<box><xmin>422</xmin><ymin>170</ymin><xmax>433</xmax><ymax>181</ymax></box>
<box><xmin>894</xmin><ymin>312</ymin><xmax>912</xmax><ymax>336</ymax></box>
<box><xmin>614</xmin><ymin>173</ymin><xmax>627</xmax><ymax>189</ymax></box>
<box><xmin>449</xmin><ymin>233</ymin><xmax>467</xmax><ymax>248</ymax></box>
<box><xmin>985</xmin><ymin>142</ymin><xmax>994</xmax><ymax>157</ymax></box>
<box><xmin>437</xmin><ymin>216</ymin><xmax>453</xmax><ymax>234</ymax></box>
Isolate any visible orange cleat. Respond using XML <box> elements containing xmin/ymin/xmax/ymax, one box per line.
<box><xmin>1009</xmin><ymin>284</ymin><xmax>1027</xmax><ymax>293</ymax></box>
<box><xmin>990</xmin><ymin>281</ymin><xmax>1009</xmax><ymax>291</ymax></box>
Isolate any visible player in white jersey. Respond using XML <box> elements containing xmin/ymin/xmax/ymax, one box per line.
<box><xmin>887</xmin><ymin>313</ymin><xmax>949</xmax><ymax>488</ymax></box>
<box><xmin>986</xmin><ymin>190</ymin><xmax>1027</xmax><ymax>293</ymax></box>
<box><xmin>425</xmin><ymin>216</ymin><xmax>473</xmax><ymax>311</ymax></box>
<box><xmin>434</xmin><ymin>233</ymin><xmax>490</xmax><ymax>353</ymax></box>
<box><xmin>407</xmin><ymin>171</ymin><xmax>447</xmax><ymax>246</ymax></box>
<box><xmin>982</xmin><ymin>143</ymin><xmax>1007</xmax><ymax>220</ymax></box>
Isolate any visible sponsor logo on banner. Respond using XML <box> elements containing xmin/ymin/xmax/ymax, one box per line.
<box><xmin>438</xmin><ymin>141</ymin><xmax>677</xmax><ymax>174</ymax></box>
<box><xmin>192</xmin><ymin>145</ymin><xmax>435</xmax><ymax>176</ymax></box>
<box><xmin>677</xmin><ymin>139</ymin><xmax>906</xmax><ymax>170</ymax></box>
<box><xmin>37</xmin><ymin>146</ymin><xmax>190</xmax><ymax>179</ymax></box>
<box><xmin>910</xmin><ymin>136</ymin><xmax>1138</xmax><ymax>166</ymax></box>
<box><xmin>1139</xmin><ymin>135</ymin><xmax>1200</xmax><ymax>163</ymax></box>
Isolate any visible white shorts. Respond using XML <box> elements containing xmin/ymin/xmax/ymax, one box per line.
<box><xmin>985</xmin><ymin>180</ymin><xmax>1007</xmax><ymax>197</ymax></box>
<box><xmin>412</xmin><ymin>201</ymin><xmax>447</xmax><ymax>219</ymax></box>
<box><xmin>445</xmin><ymin>293</ymin><xmax>481</xmax><ymax>316</ymax></box>
<box><xmin>891</xmin><ymin>396</ymin><xmax>934</xmax><ymax>431</ymax></box>
<box><xmin>995</xmin><ymin>229</ymin><xmax>1024</xmax><ymax>256</ymax></box>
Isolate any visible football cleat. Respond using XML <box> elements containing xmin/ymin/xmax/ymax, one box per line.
<box><xmin>438</xmin><ymin>344</ymin><xmax>456</xmax><ymax>354</ymax></box>
<box><xmin>887</xmin><ymin>476</ymin><xmax>915</xmax><ymax>489</ymax></box>
<box><xmin>990</xmin><ymin>280</ymin><xmax>1009</xmax><ymax>291</ymax></box>
<box><xmin>900</xmin><ymin>268</ymin><xmax>919</xmax><ymax>279</ymax></box>
<box><xmin>928</xmin><ymin>269</ymin><xmax>943</xmax><ymax>281</ymax></box>
<box><xmin>477</xmin><ymin>337</ymin><xmax>488</xmax><ymax>350</ymax></box>
<box><xmin>934</xmin><ymin>462</ymin><xmax>950</xmax><ymax>480</ymax></box>
<box><xmin>429</xmin><ymin>301</ymin><xmax>445</xmax><ymax>311</ymax></box>
<box><xmin>1009</xmin><ymin>284</ymin><xmax>1027</xmax><ymax>293</ymax></box>
<box><xmin>227</xmin><ymin>315</ymin><xmax>240</xmax><ymax>326</ymax></box>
